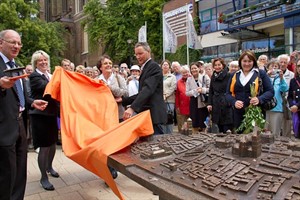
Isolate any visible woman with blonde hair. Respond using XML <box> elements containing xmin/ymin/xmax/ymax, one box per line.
<box><xmin>29</xmin><ymin>50</ymin><xmax>59</xmax><ymax>190</ymax></box>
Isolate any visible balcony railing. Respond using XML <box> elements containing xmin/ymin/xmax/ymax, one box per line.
<box><xmin>221</xmin><ymin>0</ymin><xmax>300</xmax><ymax>27</ymax></box>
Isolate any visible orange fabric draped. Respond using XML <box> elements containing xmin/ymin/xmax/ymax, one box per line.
<box><xmin>44</xmin><ymin>67</ymin><xmax>154</xmax><ymax>200</ymax></box>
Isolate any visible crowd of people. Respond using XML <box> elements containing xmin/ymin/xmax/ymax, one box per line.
<box><xmin>1</xmin><ymin>28</ymin><xmax>300</xmax><ymax>200</ymax></box>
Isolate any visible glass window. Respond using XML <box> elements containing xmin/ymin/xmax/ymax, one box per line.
<box><xmin>242</xmin><ymin>39</ymin><xmax>269</xmax><ymax>53</ymax></box>
<box><xmin>269</xmin><ymin>36</ymin><xmax>284</xmax><ymax>51</ymax></box>
<box><xmin>200</xmin><ymin>9</ymin><xmax>212</xmax><ymax>22</ymax></box>
<box><xmin>294</xmin><ymin>27</ymin><xmax>300</xmax><ymax>47</ymax></box>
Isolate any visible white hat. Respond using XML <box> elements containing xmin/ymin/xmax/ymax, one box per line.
<box><xmin>198</xmin><ymin>60</ymin><xmax>204</xmax><ymax>65</ymax></box>
<box><xmin>130</xmin><ymin>65</ymin><xmax>140</xmax><ymax>71</ymax></box>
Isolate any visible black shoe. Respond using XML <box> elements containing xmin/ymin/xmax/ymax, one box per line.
<box><xmin>108</xmin><ymin>166</ymin><xmax>118</xmax><ymax>179</ymax></box>
<box><xmin>47</xmin><ymin>169</ymin><xmax>60</xmax><ymax>178</ymax></box>
<box><xmin>40</xmin><ymin>180</ymin><xmax>55</xmax><ymax>191</ymax></box>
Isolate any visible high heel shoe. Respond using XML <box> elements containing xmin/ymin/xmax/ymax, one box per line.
<box><xmin>40</xmin><ymin>180</ymin><xmax>55</xmax><ymax>191</ymax></box>
<box><xmin>108</xmin><ymin>166</ymin><xmax>118</xmax><ymax>179</ymax></box>
<box><xmin>46</xmin><ymin>169</ymin><xmax>60</xmax><ymax>178</ymax></box>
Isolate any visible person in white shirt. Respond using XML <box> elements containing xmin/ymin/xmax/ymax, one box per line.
<box><xmin>127</xmin><ymin>65</ymin><xmax>140</xmax><ymax>97</ymax></box>
<box><xmin>278</xmin><ymin>54</ymin><xmax>294</xmax><ymax>137</ymax></box>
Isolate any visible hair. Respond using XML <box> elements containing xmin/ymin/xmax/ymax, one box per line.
<box><xmin>190</xmin><ymin>62</ymin><xmax>200</xmax><ymax>69</ymax></box>
<box><xmin>258</xmin><ymin>54</ymin><xmax>268</xmax><ymax>61</ymax></box>
<box><xmin>120</xmin><ymin>63</ymin><xmax>128</xmax><ymax>68</ymax></box>
<box><xmin>97</xmin><ymin>54</ymin><xmax>111</xmax><ymax>70</ymax></box>
<box><xmin>277</xmin><ymin>54</ymin><xmax>290</xmax><ymax>63</ymax></box>
<box><xmin>61</xmin><ymin>58</ymin><xmax>71</xmax><ymax>66</ymax></box>
<box><xmin>161</xmin><ymin>59</ymin><xmax>171</xmax><ymax>69</ymax></box>
<box><xmin>266</xmin><ymin>60</ymin><xmax>280</xmax><ymax>70</ymax></box>
<box><xmin>204</xmin><ymin>62</ymin><xmax>212</xmax><ymax>69</ymax></box>
<box><xmin>238</xmin><ymin>50</ymin><xmax>258</xmax><ymax>69</ymax></box>
<box><xmin>171</xmin><ymin>61</ymin><xmax>180</xmax><ymax>67</ymax></box>
<box><xmin>212</xmin><ymin>57</ymin><xmax>226</xmax><ymax>69</ymax></box>
<box><xmin>0</xmin><ymin>29</ymin><xmax>19</xmax><ymax>39</ymax></box>
<box><xmin>181</xmin><ymin>65</ymin><xmax>190</xmax><ymax>73</ymax></box>
<box><xmin>75</xmin><ymin>65</ymin><xmax>85</xmax><ymax>71</ymax></box>
<box><xmin>135</xmin><ymin>42</ymin><xmax>151</xmax><ymax>53</ymax></box>
<box><xmin>31</xmin><ymin>50</ymin><xmax>50</xmax><ymax>69</ymax></box>
<box><xmin>229</xmin><ymin>60</ymin><xmax>239</xmax><ymax>68</ymax></box>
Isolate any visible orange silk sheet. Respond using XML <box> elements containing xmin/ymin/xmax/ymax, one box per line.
<box><xmin>44</xmin><ymin>67</ymin><xmax>154</xmax><ymax>200</ymax></box>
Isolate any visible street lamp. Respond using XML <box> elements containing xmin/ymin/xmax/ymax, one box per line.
<box><xmin>127</xmin><ymin>39</ymin><xmax>133</xmax><ymax>67</ymax></box>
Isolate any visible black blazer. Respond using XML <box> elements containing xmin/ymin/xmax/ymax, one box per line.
<box><xmin>0</xmin><ymin>56</ymin><xmax>33</xmax><ymax>146</ymax></box>
<box><xmin>123</xmin><ymin>59</ymin><xmax>167</xmax><ymax>124</ymax></box>
<box><xmin>29</xmin><ymin>71</ymin><xmax>58</xmax><ymax>116</ymax></box>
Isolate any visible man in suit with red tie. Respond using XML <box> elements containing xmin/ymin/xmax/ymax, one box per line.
<box><xmin>0</xmin><ymin>29</ymin><xmax>48</xmax><ymax>200</ymax></box>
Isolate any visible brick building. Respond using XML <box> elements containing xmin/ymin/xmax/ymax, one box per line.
<box><xmin>38</xmin><ymin>0</ymin><xmax>105</xmax><ymax>67</ymax></box>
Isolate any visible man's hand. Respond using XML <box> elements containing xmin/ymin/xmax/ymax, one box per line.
<box><xmin>32</xmin><ymin>100</ymin><xmax>48</xmax><ymax>111</ymax></box>
<box><xmin>0</xmin><ymin>76</ymin><xmax>16</xmax><ymax>89</ymax></box>
<box><xmin>123</xmin><ymin>107</ymin><xmax>134</xmax><ymax>120</ymax></box>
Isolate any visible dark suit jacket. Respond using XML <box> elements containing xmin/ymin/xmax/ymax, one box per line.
<box><xmin>29</xmin><ymin>71</ymin><xmax>58</xmax><ymax>116</ymax></box>
<box><xmin>0</xmin><ymin>56</ymin><xmax>33</xmax><ymax>146</ymax></box>
<box><xmin>123</xmin><ymin>59</ymin><xmax>167</xmax><ymax>124</ymax></box>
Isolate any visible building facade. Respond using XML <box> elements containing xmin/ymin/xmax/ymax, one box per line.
<box><xmin>198</xmin><ymin>0</ymin><xmax>300</xmax><ymax>62</ymax></box>
<box><xmin>38</xmin><ymin>0</ymin><xmax>105</xmax><ymax>67</ymax></box>
<box><xmin>164</xmin><ymin>0</ymin><xmax>300</xmax><ymax>63</ymax></box>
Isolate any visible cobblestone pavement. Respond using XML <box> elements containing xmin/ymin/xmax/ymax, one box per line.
<box><xmin>25</xmin><ymin>146</ymin><xmax>158</xmax><ymax>200</ymax></box>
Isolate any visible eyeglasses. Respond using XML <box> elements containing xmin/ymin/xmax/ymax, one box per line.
<box><xmin>1</xmin><ymin>39</ymin><xmax>23</xmax><ymax>47</ymax></box>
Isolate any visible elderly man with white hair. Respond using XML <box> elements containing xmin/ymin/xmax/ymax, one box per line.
<box><xmin>278</xmin><ymin>54</ymin><xmax>294</xmax><ymax>137</ymax></box>
<box><xmin>171</xmin><ymin>61</ymin><xmax>182</xmax><ymax>81</ymax></box>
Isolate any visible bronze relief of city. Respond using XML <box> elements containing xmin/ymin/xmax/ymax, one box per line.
<box><xmin>113</xmin><ymin>128</ymin><xmax>300</xmax><ymax>200</ymax></box>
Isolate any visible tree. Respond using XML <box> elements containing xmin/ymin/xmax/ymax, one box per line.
<box><xmin>83</xmin><ymin>0</ymin><xmax>168</xmax><ymax>64</ymax></box>
<box><xmin>0</xmin><ymin>0</ymin><xmax>66</xmax><ymax>69</ymax></box>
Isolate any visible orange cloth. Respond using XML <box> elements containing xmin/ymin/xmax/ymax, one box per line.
<box><xmin>44</xmin><ymin>67</ymin><xmax>154</xmax><ymax>200</ymax></box>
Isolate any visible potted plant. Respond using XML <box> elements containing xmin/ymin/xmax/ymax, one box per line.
<box><xmin>218</xmin><ymin>12</ymin><xmax>225</xmax><ymax>23</ymax></box>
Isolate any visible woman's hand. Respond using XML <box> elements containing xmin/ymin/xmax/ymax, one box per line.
<box><xmin>207</xmin><ymin>105</ymin><xmax>212</xmax><ymax>112</ymax></box>
<box><xmin>290</xmin><ymin>105</ymin><xmax>298</xmax><ymax>113</ymax></box>
<box><xmin>197</xmin><ymin>87</ymin><xmax>202</xmax><ymax>93</ymax></box>
<box><xmin>235</xmin><ymin>100</ymin><xmax>244</xmax><ymax>109</ymax></box>
<box><xmin>250</xmin><ymin>97</ymin><xmax>259</xmax><ymax>106</ymax></box>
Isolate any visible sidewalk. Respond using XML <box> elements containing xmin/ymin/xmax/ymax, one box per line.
<box><xmin>25</xmin><ymin>146</ymin><xmax>158</xmax><ymax>200</ymax></box>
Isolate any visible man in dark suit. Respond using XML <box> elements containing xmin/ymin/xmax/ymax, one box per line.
<box><xmin>0</xmin><ymin>29</ymin><xmax>48</xmax><ymax>200</ymax></box>
<box><xmin>123</xmin><ymin>42</ymin><xmax>167</xmax><ymax>134</ymax></box>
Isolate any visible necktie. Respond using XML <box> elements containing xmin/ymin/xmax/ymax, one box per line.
<box><xmin>43</xmin><ymin>73</ymin><xmax>49</xmax><ymax>81</ymax></box>
<box><xmin>7</xmin><ymin>61</ymin><xmax>25</xmax><ymax>108</ymax></box>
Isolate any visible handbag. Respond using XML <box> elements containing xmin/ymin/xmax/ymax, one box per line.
<box><xmin>258</xmin><ymin>71</ymin><xmax>277</xmax><ymax>111</ymax></box>
<box><xmin>261</xmin><ymin>97</ymin><xmax>277</xmax><ymax>111</ymax></box>
<box><xmin>166</xmin><ymin>103</ymin><xmax>174</xmax><ymax>125</ymax></box>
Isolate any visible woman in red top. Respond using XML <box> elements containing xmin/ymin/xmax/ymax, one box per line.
<box><xmin>175</xmin><ymin>65</ymin><xmax>191</xmax><ymax>132</ymax></box>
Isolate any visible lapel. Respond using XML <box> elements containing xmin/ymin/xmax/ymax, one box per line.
<box><xmin>0</xmin><ymin>56</ymin><xmax>19</xmax><ymax>97</ymax></box>
<box><xmin>139</xmin><ymin>59</ymin><xmax>152</xmax><ymax>83</ymax></box>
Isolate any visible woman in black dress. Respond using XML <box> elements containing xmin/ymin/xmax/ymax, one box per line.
<box><xmin>207</xmin><ymin>58</ymin><xmax>233</xmax><ymax>133</ymax></box>
<box><xmin>29</xmin><ymin>50</ymin><xmax>59</xmax><ymax>190</ymax></box>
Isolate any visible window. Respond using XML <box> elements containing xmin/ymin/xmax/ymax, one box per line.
<box><xmin>200</xmin><ymin>9</ymin><xmax>212</xmax><ymax>22</ymax></box>
<box><xmin>294</xmin><ymin>27</ymin><xmax>300</xmax><ymax>49</ymax></box>
<box><xmin>83</xmin><ymin>26</ymin><xmax>89</xmax><ymax>54</ymax></box>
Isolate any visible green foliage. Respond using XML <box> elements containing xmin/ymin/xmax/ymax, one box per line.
<box><xmin>236</xmin><ymin>84</ymin><xmax>266</xmax><ymax>134</ymax></box>
<box><xmin>83</xmin><ymin>0</ymin><xmax>168</xmax><ymax>63</ymax></box>
<box><xmin>0</xmin><ymin>0</ymin><xmax>66</xmax><ymax>69</ymax></box>
<box><xmin>165</xmin><ymin>45</ymin><xmax>201</xmax><ymax>65</ymax></box>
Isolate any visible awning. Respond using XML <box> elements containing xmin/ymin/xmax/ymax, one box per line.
<box><xmin>221</xmin><ymin>28</ymin><xmax>268</xmax><ymax>40</ymax></box>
